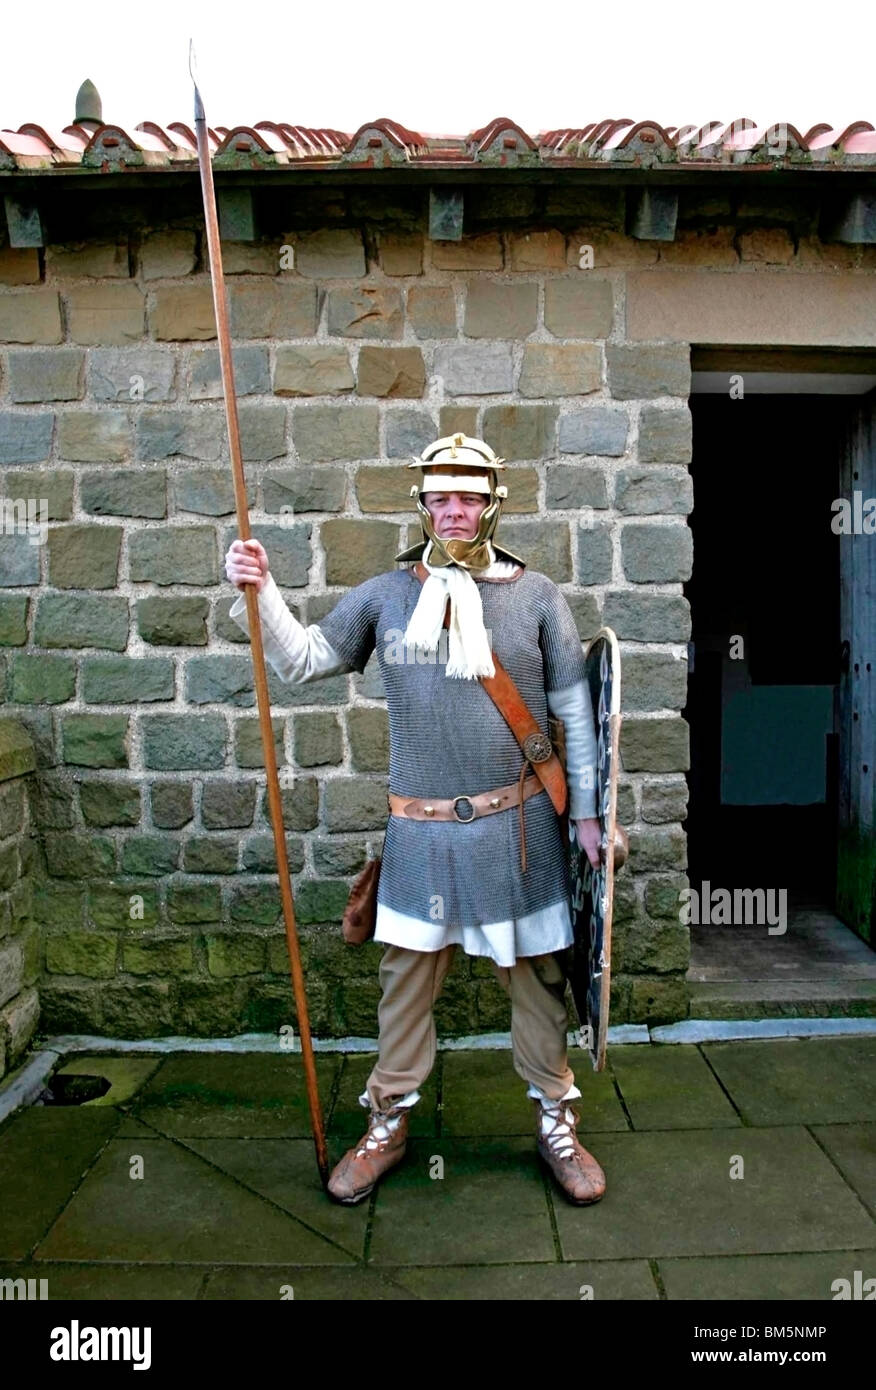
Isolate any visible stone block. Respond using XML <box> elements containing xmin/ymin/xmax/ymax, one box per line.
<box><xmin>5</xmin><ymin>468</ymin><xmax>74</xmax><ymax>519</ymax></box>
<box><xmin>294</xmin><ymin>711</ymin><xmax>342</xmax><ymax>766</ymax></box>
<box><xmin>46</xmin><ymin>240</ymin><xmax>129</xmax><ymax>277</ymax></box>
<box><xmin>323</xmin><ymin>778</ymin><xmax>388</xmax><ymax>831</ymax></box>
<box><xmin>67</xmin><ymin>283</ymin><xmax>146</xmax><ymax>345</ymax></box>
<box><xmin>0</xmin><ymin>246</ymin><xmax>40</xmax><ymax>285</ymax></box>
<box><xmin>577</xmin><ymin>524</ymin><xmax>614</xmax><ymax>584</ymax></box>
<box><xmin>407</xmin><ymin>285</ymin><xmax>456</xmax><ymax>338</ymax></box>
<box><xmin>326</xmin><ymin>286</ymin><xmax>403</xmax><ymax>338</ymax></box>
<box><xmin>62</xmin><ymin>714</ymin><xmax>129</xmax><ymax>767</ymax></box>
<box><xmin>58</xmin><ymin>410</ymin><xmax>130</xmax><ymax>462</ymax></box>
<box><xmin>149</xmin><ymin>283</ymin><xmax>216</xmax><ymax>340</ymax></box>
<box><xmin>637</xmin><ymin>406</ymin><xmax>693</xmax><ymax>465</ymax></box>
<box><xmin>623</xmin><ymin>651</ymin><xmax>688</xmax><ymax>711</ymax></box>
<box><xmin>558</xmin><ymin>407</ymin><xmax>629</xmax><ymax>457</ymax></box>
<box><xmin>9</xmin><ymin>654</ymin><xmax>75</xmax><ymax>704</ymax></box>
<box><xmin>293</xmin><ymin>228</ymin><xmax>366</xmax><ymax>277</ymax></box>
<box><xmin>140</xmin><ymin>715</ymin><xmax>226</xmax><ymax>770</ymax></box>
<box><xmin>322</xmin><ymin>519</ymin><xmax>400</xmax><ymax>585</ymax></box>
<box><xmin>601</xmin><ymin>591</ymin><xmax>691</xmax><ymax>642</ymax></box>
<box><xmin>0</xmin><ymin>289</ymin><xmax>63</xmax><ymax>343</ymax></box>
<box><xmin>356</xmin><ymin>347</ymin><xmax>426</xmax><ymax>397</ymax></box>
<box><xmin>385</xmin><ymin>409</ymin><xmax>437</xmax><ymax>458</ymax></box>
<box><xmin>81</xmin><ymin>656</ymin><xmax>174</xmax><ymax>704</ymax></box>
<box><xmin>378</xmin><ymin>232</ymin><xmax>423</xmax><ymax>275</ymax></box>
<box><xmin>81</xmin><ymin>470</ymin><xmax>167</xmax><ymax>518</ymax></box>
<box><xmin>184</xmin><ymin>656</ymin><xmax>255</xmax><ymax>708</ymax></box>
<box><xmin>136</xmin><ymin>597</ymin><xmax>210</xmax><ymax>646</ymax></box>
<box><xmin>509</xmin><ymin>230</ymin><xmax>566</xmax><ymax>270</ymax></box>
<box><xmin>347</xmin><ymin>705</ymin><xmax>389</xmax><ymax>771</ymax></box>
<box><xmin>615</xmin><ymin>468</ymin><xmax>693</xmax><ymax>515</ymax></box>
<box><xmin>33</xmin><ymin>594</ymin><xmax>128</xmax><ymax>650</ymax></box>
<box><xmin>292</xmin><ymin>404</ymin><xmax>379</xmax><ymax>462</ymax></box>
<box><xmin>238</xmin><ymin>404</ymin><xmax>287</xmax><ymax>461</ymax></box>
<box><xmin>544</xmin><ymin>279</ymin><xmax>614</xmax><ymax>338</ymax></box>
<box><xmin>606</xmin><ymin>343</ymin><xmax>691</xmax><ymax>399</ymax></box>
<box><xmin>481</xmin><ymin>404</ymin><xmax>557</xmax><ymax>460</ymax></box>
<box><xmin>431</xmin><ymin>234</ymin><xmax>502</xmax><ymax>269</ymax></box>
<box><xmin>45</xmin><ymin>931</ymin><xmax>117</xmax><ymax>977</ymax></box>
<box><xmin>433</xmin><ymin>344</ymin><xmax>513</xmax><ymax>395</ymax></box>
<box><xmin>621</xmin><ymin>717</ymin><xmax>690</xmax><ymax>772</ymax></box>
<box><xmin>188</xmin><ymin>345</ymin><xmax>270</xmax><ymax>398</ymax></box>
<box><xmin>47</xmin><ymin>524</ymin><xmax>122</xmax><ymax>588</ymax></box>
<box><xmin>621</xmin><ymin>524</ymin><xmax>693</xmax><ymax>582</ymax></box>
<box><xmin>79</xmin><ymin>780</ymin><xmax>142</xmax><ymax>827</ymax></box>
<box><xmin>463</xmin><ymin>281</ymin><xmax>538</xmax><ymax>337</ymax></box>
<box><xmin>262</xmin><ymin>467</ymin><xmax>346</xmax><ymax>513</ymax></box>
<box><xmin>0</xmin><ymin>411</ymin><xmax>54</xmax><ymax>464</ymax></box>
<box><xmin>546</xmin><ymin>465</ymin><xmax>608</xmax><ymax>511</ymax></box>
<box><xmin>134</xmin><ymin>408</ymin><xmax>223</xmax><ymax>461</ymax></box>
<box><xmin>518</xmin><ymin>344</ymin><xmax>601</xmax><ymax>397</ymax></box>
<box><xmin>499</xmin><ymin>520</ymin><xmax>571</xmax><ymax>581</ymax></box>
<box><xmin>150</xmin><ymin>781</ymin><xmax>195</xmax><ymax>828</ymax></box>
<box><xmin>228</xmin><ymin>281</ymin><xmax>318</xmax><ymax>338</ymax></box>
<box><xmin>273</xmin><ymin>346</ymin><xmax>354</xmax><ymax>396</ymax></box>
<box><xmin>8</xmin><ymin>348</ymin><xmax>85</xmax><ymax>402</ymax></box>
<box><xmin>138</xmin><ymin>230</ymin><xmax>198</xmax><ymax>279</ymax></box>
<box><xmin>128</xmin><ymin>527</ymin><xmax>217</xmax><ymax>585</ymax></box>
<box><xmin>88</xmin><ymin>346</ymin><xmax>176</xmax><ymax>402</ymax></box>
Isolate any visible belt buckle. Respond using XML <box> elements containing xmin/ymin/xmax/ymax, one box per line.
<box><xmin>452</xmin><ymin>795</ymin><xmax>476</xmax><ymax>823</ymax></box>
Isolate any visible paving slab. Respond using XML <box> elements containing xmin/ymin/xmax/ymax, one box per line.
<box><xmin>330</xmin><ymin>1052</ymin><xmax>438</xmax><ymax>1138</ymax></box>
<box><xmin>394</xmin><ymin>1259</ymin><xmax>658</xmax><ymax>1300</ymax></box>
<box><xmin>368</xmin><ymin>1137</ymin><xmax>556</xmax><ymax>1266</ymax></box>
<box><xmin>34</xmin><ymin>1136</ymin><xmax>354</xmax><ymax>1266</ymax></box>
<box><xmin>659</xmin><ymin>1250</ymin><xmax>876</xmax><ymax>1301</ymax></box>
<box><xmin>607</xmin><ymin>1045</ymin><xmax>741</xmax><ymax>1130</ymax></box>
<box><xmin>550</xmin><ymin>1127</ymin><xmax>876</xmax><ymax>1262</ymax></box>
<box><xmin>202</xmin><ymin>1265</ymin><xmax>417</xmax><ymax>1299</ymax></box>
<box><xmin>0</xmin><ymin>1108</ymin><xmax>121</xmax><ymax>1259</ymax></box>
<box><xmin>52</xmin><ymin>1056</ymin><xmax>162</xmax><ymax>1106</ymax></box>
<box><xmin>702</xmin><ymin>1038</ymin><xmax>876</xmax><ymax>1125</ymax></box>
<box><xmin>810</xmin><ymin>1124</ymin><xmax>876</xmax><ymax>1213</ymax></box>
<box><xmin>441</xmin><ymin>1048</ymin><xmax>627</xmax><ymax>1135</ymax></box>
<box><xmin>128</xmin><ymin>1053</ymin><xmax>339</xmax><ymax>1138</ymax></box>
<box><xmin>182</xmin><ymin>1138</ymin><xmax>368</xmax><ymax>1259</ymax></box>
<box><xmin>0</xmin><ymin>1261</ymin><xmax>205</xmax><ymax>1299</ymax></box>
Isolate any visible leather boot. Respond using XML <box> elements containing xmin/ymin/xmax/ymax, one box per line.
<box><xmin>534</xmin><ymin>1096</ymin><xmax>606</xmax><ymax>1205</ymax></box>
<box><xmin>327</xmin><ymin>1099</ymin><xmax>410</xmax><ymax>1205</ymax></box>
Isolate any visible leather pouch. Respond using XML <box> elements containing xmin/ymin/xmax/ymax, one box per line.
<box><xmin>342</xmin><ymin>853</ymin><xmax>381</xmax><ymax>944</ymax></box>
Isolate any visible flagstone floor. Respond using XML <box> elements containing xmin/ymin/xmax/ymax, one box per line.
<box><xmin>1</xmin><ymin>1039</ymin><xmax>874</xmax><ymax>1300</ymax></box>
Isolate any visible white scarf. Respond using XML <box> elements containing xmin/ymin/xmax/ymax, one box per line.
<box><xmin>403</xmin><ymin>540</ymin><xmax>496</xmax><ymax>679</ymax></box>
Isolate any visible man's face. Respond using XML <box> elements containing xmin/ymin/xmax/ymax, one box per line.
<box><xmin>422</xmin><ymin>490</ymin><xmax>489</xmax><ymax>540</ymax></box>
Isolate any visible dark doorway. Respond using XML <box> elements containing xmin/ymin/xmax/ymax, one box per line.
<box><xmin>684</xmin><ymin>393</ymin><xmax>846</xmax><ymax>904</ymax></box>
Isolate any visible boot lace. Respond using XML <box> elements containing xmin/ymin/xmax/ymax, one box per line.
<box><xmin>539</xmin><ymin>1101</ymin><xmax>579</xmax><ymax>1160</ymax></box>
<box><xmin>355</xmin><ymin>1108</ymin><xmax>404</xmax><ymax>1158</ymax></box>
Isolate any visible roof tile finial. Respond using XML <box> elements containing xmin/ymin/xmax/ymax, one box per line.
<box><xmin>75</xmin><ymin>79</ymin><xmax>102</xmax><ymax>125</ymax></box>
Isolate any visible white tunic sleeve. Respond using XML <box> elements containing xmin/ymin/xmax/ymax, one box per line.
<box><xmin>546</xmin><ymin>680</ymin><xmax>598</xmax><ymax>820</ymax></box>
<box><xmin>228</xmin><ymin>573</ymin><xmax>353</xmax><ymax>684</ymax></box>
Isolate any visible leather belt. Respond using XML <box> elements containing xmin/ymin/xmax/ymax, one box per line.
<box><xmin>388</xmin><ymin>772</ymin><xmax>545</xmax><ymax>871</ymax></box>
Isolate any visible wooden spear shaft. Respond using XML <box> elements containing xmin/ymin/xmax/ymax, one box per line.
<box><xmin>189</xmin><ymin>45</ymin><xmax>328</xmax><ymax>1186</ymax></box>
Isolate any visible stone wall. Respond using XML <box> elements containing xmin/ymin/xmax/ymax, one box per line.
<box><xmin>0</xmin><ymin>719</ymin><xmax>39</xmax><ymax>1076</ymax></box>
<box><xmin>2</xmin><ymin>181</ymin><xmax>868</xmax><ymax>1040</ymax></box>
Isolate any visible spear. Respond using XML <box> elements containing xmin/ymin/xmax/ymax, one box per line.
<box><xmin>188</xmin><ymin>40</ymin><xmax>329</xmax><ymax>1186</ymax></box>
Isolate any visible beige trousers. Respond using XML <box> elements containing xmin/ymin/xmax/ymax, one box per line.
<box><xmin>363</xmin><ymin>943</ymin><xmax>576</xmax><ymax>1110</ymax></box>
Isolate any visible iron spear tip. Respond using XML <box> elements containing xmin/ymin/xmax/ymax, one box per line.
<box><xmin>188</xmin><ymin>38</ymin><xmax>205</xmax><ymax>123</ymax></box>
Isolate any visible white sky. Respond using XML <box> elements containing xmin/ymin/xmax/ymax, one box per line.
<box><xmin>3</xmin><ymin>0</ymin><xmax>875</xmax><ymax>138</ymax></box>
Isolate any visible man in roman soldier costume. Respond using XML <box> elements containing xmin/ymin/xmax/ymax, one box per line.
<box><xmin>225</xmin><ymin>433</ymin><xmax>606</xmax><ymax>1207</ymax></box>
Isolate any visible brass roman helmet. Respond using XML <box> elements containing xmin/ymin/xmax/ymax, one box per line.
<box><xmin>394</xmin><ymin>432</ymin><xmax>525</xmax><ymax>572</ymax></box>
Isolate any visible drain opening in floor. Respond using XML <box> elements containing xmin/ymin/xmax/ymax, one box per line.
<box><xmin>36</xmin><ymin>1074</ymin><xmax>113</xmax><ymax>1105</ymax></box>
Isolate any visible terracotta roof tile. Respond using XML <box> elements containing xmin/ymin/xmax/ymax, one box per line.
<box><xmin>1</xmin><ymin>114</ymin><xmax>875</xmax><ymax>172</ymax></box>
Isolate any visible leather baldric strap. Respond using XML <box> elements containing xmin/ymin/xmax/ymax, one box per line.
<box><xmin>411</xmin><ymin>563</ymin><xmax>569</xmax><ymax>847</ymax></box>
